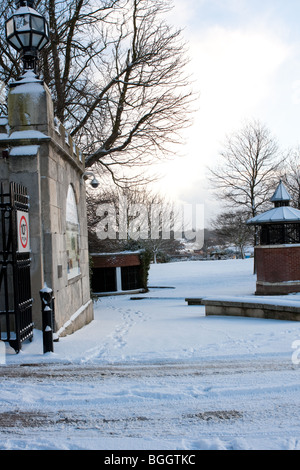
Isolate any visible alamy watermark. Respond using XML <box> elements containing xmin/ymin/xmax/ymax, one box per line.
<box><xmin>95</xmin><ymin>197</ymin><xmax>205</xmax><ymax>249</ymax></box>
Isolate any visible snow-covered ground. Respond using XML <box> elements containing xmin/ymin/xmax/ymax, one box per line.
<box><xmin>1</xmin><ymin>258</ymin><xmax>300</xmax><ymax>450</ymax></box>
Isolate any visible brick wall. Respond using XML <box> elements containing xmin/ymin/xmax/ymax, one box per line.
<box><xmin>256</xmin><ymin>245</ymin><xmax>300</xmax><ymax>283</ymax></box>
<box><xmin>255</xmin><ymin>245</ymin><xmax>300</xmax><ymax>295</ymax></box>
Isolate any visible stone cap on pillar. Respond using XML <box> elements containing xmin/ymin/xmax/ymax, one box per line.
<box><xmin>8</xmin><ymin>70</ymin><xmax>54</xmax><ymax>135</ymax></box>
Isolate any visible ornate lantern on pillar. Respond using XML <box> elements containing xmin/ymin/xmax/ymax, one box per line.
<box><xmin>5</xmin><ymin>0</ymin><xmax>49</xmax><ymax>73</ymax></box>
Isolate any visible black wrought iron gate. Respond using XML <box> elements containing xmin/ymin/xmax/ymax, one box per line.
<box><xmin>0</xmin><ymin>182</ymin><xmax>33</xmax><ymax>353</ymax></box>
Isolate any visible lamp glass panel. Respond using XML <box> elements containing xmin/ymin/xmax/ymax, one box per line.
<box><xmin>38</xmin><ymin>36</ymin><xmax>48</xmax><ymax>49</ymax></box>
<box><xmin>6</xmin><ymin>18</ymin><xmax>14</xmax><ymax>37</ymax></box>
<box><xmin>18</xmin><ymin>32</ymin><xmax>31</xmax><ymax>47</ymax></box>
<box><xmin>14</xmin><ymin>14</ymin><xmax>30</xmax><ymax>32</ymax></box>
<box><xmin>31</xmin><ymin>16</ymin><xmax>44</xmax><ymax>32</ymax></box>
<box><xmin>8</xmin><ymin>35</ymin><xmax>22</xmax><ymax>50</ymax></box>
<box><xmin>32</xmin><ymin>32</ymin><xmax>42</xmax><ymax>47</ymax></box>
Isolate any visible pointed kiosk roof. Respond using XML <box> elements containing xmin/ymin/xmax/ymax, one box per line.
<box><xmin>247</xmin><ymin>181</ymin><xmax>300</xmax><ymax>225</ymax></box>
<box><xmin>270</xmin><ymin>180</ymin><xmax>292</xmax><ymax>203</ymax></box>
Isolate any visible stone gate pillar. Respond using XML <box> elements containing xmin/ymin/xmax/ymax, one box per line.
<box><xmin>0</xmin><ymin>70</ymin><xmax>94</xmax><ymax>335</ymax></box>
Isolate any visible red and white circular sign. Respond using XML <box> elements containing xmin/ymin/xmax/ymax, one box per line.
<box><xmin>17</xmin><ymin>211</ymin><xmax>30</xmax><ymax>253</ymax></box>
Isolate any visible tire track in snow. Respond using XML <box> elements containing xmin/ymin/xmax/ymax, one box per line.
<box><xmin>0</xmin><ymin>358</ymin><xmax>299</xmax><ymax>450</ymax></box>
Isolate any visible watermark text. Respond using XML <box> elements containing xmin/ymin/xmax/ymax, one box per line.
<box><xmin>95</xmin><ymin>199</ymin><xmax>204</xmax><ymax>249</ymax></box>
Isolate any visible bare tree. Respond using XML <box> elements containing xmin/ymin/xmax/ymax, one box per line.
<box><xmin>282</xmin><ymin>148</ymin><xmax>300</xmax><ymax>209</ymax></box>
<box><xmin>0</xmin><ymin>0</ymin><xmax>194</xmax><ymax>186</ymax></box>
<box><xmin>208</xmin><ymin>120</ymin><xmax>284</xmax><ymax>218</ymax></box>
<box><xmin>87</xmin><ymin>186</ymin><xmax>184</xmax><ymax>262</ymax></box>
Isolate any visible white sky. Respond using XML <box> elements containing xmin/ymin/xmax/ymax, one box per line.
<box><xmin>154</xmin><ymin>0</ymin><xmax>300</xmax><ymax>226</ymax></box>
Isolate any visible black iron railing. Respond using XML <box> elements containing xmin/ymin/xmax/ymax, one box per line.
<box><xmin>0</xmin><ymin>182</ymin><xmax>33</xmax><ymax>353</ymax></box>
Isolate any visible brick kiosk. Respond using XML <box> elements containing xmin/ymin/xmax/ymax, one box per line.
<box><xmin>247</xmin><ymin>181</ymin><xmax>300</xmax><ymax>295</ymax></box>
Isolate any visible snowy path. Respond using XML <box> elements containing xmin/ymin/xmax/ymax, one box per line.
<box><xmin>0</xmin><ymin>358</ymin><xmax>300</xmax><ymax>450</ymax></box>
